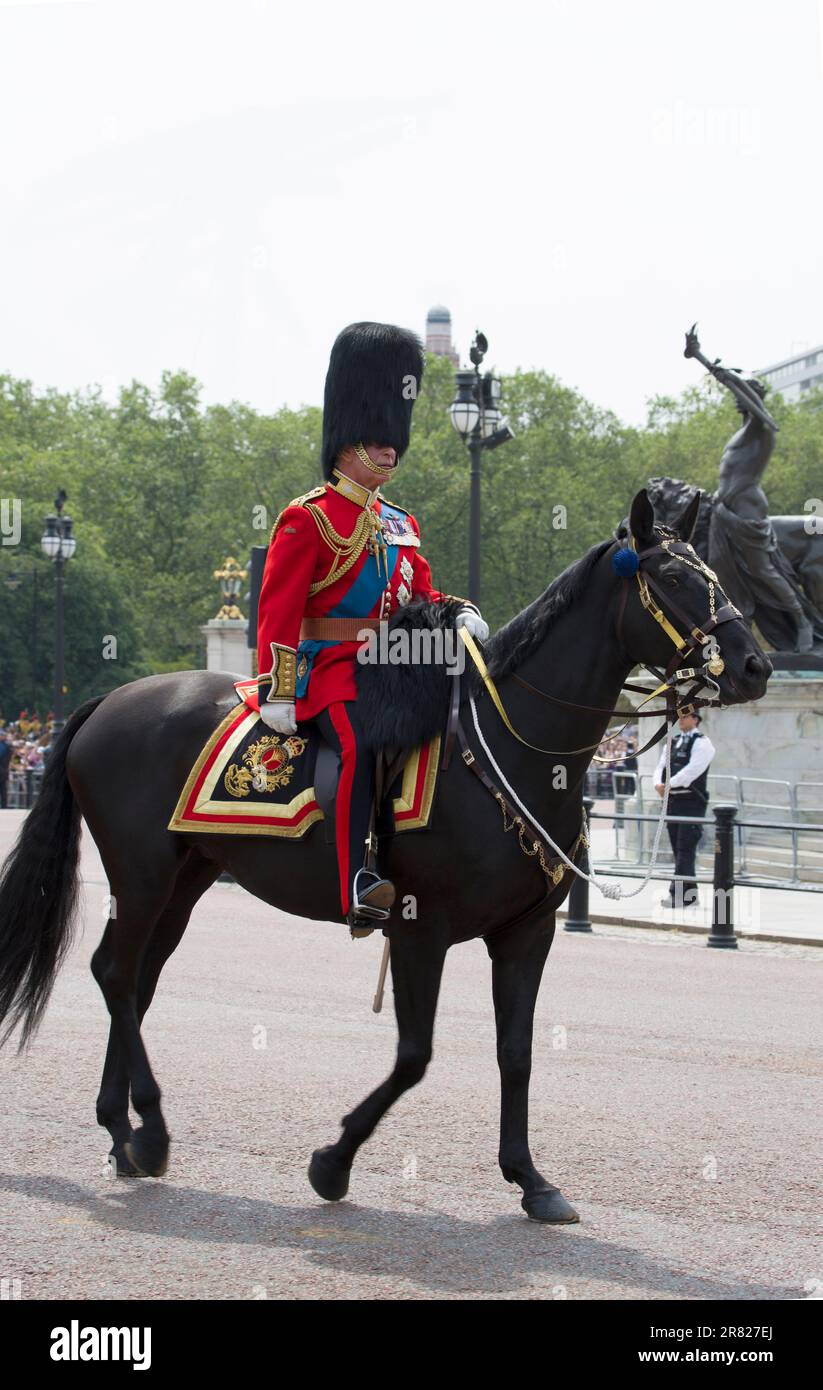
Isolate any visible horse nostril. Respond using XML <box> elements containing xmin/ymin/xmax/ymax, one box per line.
<box><xmin>745</xmin><ymin>653</ymin><xmax>772</xmax><ymax>680</ymax></box>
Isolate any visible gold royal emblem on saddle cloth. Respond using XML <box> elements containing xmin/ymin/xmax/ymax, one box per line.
<box><xmin>224</xmin><ymin>734</ymin><xmax>307</xmax><ymax>798</ymax></box>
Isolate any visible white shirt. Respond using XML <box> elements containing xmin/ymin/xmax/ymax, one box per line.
<box><xmin>654</xmin><ymin>730</ymin><xmax>716</xmax><ymax>789</ymax></box>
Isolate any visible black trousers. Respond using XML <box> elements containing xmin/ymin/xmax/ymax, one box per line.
<box><xmin>314</xmin><ymin>702</ymin><xmax>377</xmax><ymax>915</ymax></box>
<box><xmin>666</xmin><ymin>792</ymin><xmax>707</xmax><ymax>905</ymax></box>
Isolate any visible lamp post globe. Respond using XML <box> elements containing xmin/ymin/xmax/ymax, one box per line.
<box><xmin>449</xmin><ymin>370</ymin><xmax>480</xmax><ymax>437</ymax></box>
<box><xmin>40</xmin><ymin>515</ymin><xmax>60</xmax><ymax>560</ymax></box>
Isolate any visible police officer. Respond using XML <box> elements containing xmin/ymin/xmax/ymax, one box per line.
<box><xmin>655</xmin><ymin>712</ymin><xmax>716</xmax><ymax>908</ymax></box>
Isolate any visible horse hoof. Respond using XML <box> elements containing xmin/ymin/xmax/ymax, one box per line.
<box><xmin>522</xmin><ymin>1187</ymin><xmax>580</xmax><ymax>1224</ymax></box>
<box><xmin>108</xmin><ymin>1147</ymin><xmax>140</xmax><ymax>1178</ymax></box>
<box><xmin>308</xmin><ymin>1145</ymin><xmax>351</xmax><ymax>1201</ymax></box>
<box><xmin>124</xmin><ymin>1131</ymin><xmax>170</xmax><ymax>1179</ymax></box>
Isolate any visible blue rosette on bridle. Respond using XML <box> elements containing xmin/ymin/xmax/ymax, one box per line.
<box><xmin>612</xmin><ymin>542</ymin><xmax>640</xmax><ymax>577</ymax></box>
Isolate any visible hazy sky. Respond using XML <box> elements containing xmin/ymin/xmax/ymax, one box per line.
<box><xmin>1</xmin><ymin>0</ymin><xmax>822</xmax><ymax>426</ymax></box>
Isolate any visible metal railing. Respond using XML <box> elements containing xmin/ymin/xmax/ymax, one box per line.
<box><xmin>565</xmin><ymin>798</ymin><xmax>822</xmax><ymax>949</ymax></box>
<box><xmin>1</xmin><ymin>769</ymin><xmax>44</xmax><ymax>810</ymax></box>
<box><xmin>586</xmin><ymin>769</ymin><xmax>823</xmax><ymax>888</ymax></box>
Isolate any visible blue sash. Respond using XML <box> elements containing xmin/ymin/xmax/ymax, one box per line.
<box><xmin>296</xmin><ymin>548</ymin><xmax>398</xmax><ymax>699</ymax></box>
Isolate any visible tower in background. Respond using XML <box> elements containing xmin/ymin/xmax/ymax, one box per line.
<box><xmin>425</xmin><ymin>305</ymin><xmax>460</xmax><ymax>366</ymax></box>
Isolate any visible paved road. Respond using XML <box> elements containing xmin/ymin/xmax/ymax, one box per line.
<box><xmin>0</xmin><ymin>810</ymin><xmax>820</xmax><ymax>1301</ymax></box>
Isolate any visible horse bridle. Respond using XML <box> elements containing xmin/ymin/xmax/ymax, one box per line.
<box><xmin>440</xmin><ymin>527</ymin><xmax>747</xmax><ymax>889</ymax></box>
<box><xmin>616</xmin><ymin>528</ymin><xmax>743</xmax><ymax>722</ymax></box>
<box><xmin>445</xmin><ymin>525</ymin><xmax>745</xmax><ymax>769</ymax></box>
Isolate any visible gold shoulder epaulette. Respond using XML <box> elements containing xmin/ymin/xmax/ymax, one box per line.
<box><xmin>292</xmin><ymin>485</ymin><xmax>326</xmax><ymax>509</ymax></box>
<box><xmin>269</xmin><ymin>486</ymin><xmax>327</xmax><ymax>544</ymax></box>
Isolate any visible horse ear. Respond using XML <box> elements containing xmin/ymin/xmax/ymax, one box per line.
<box><xmin>629</xmin><ymin>488</ymin><xmax>655</xmax><ymax>546</ymax></box>
<box><xmin>676</xmin><ymin>489</ymin><xmax>702</xmax><ymax>541</ymax></box>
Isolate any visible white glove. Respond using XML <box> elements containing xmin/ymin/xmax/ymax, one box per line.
<box><xmin>259</xmin><ymin>701</ymin><xmax>297</xmax><ymax>735</ymax></box>
<box><xmin>455</xmin><ymin>607</ymin><xmax>490</xmax><ymax>643</ymax></box>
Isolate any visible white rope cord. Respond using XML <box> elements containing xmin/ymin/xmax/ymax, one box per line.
<box><xmin>469</xmin><ymin>694</ymin><xmax>678</xmax><ymax>902</ymax></box>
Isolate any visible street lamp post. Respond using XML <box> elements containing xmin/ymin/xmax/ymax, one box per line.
<box><xmin>40</xmin><ymin>489</ymin><xmax>77</xmax><ymax>736</ymax></box>
<box><xmin>449</xmin><ymin>331</ymin><xmax>514</xmax><ymax>605</ymax></box>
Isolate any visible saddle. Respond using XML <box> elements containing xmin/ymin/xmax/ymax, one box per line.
<box><xmin>168</xmin><ymin>690</ymin><xmax>441</xmax><ymax>841</ymax></box>
<box><xmin>169</xmin><ymin>601</ymin><xmax>465</xmax><ymax>841</ymax></box>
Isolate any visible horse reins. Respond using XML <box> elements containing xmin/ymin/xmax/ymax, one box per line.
<box><xmin>442</xmin><ymin>526</ymin><xmax>745</xmax><ymax>902</ymax></box>
<box><xmin>454</xmin><ymin>528</ymin><xmax>743</xmax><ymax>762</ymax></box>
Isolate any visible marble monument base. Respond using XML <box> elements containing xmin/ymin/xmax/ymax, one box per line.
<box><xmin>201</xmin><ymin>618</ymin><xmax>253</xmax><ymax>679</ymax></box>
<box><xmin>700</xmin><ymin>674</ymin><xmax>823</xmax><ymax>786</ymax></box>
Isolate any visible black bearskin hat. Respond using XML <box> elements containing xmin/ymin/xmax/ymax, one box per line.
<box><xmin>321</xmin><ymin>321</ymin><xmax>425</xmax><ymax>480</ymax></box>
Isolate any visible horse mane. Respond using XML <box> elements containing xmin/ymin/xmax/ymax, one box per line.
<box><xmin>482</xmin><ymin>539</ymin><xmax>614</xmax><ymax>681</ymax></box>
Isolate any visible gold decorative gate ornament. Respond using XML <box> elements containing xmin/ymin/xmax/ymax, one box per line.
<box><xmin>212</xmin><ymin>555</ymin><xmax>248</xmax><ymax>621</ymax></box>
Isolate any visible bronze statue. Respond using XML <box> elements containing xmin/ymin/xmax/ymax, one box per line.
<box><xmin>682</xmin><ymin>326</ymin><xmax>820</xmax><ymax>654</ymax></box>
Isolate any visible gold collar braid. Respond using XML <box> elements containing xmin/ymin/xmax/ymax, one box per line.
<box><xmin>330</xmin><ymin>468</ymin><xmax>380</xmax><ymax>509</ymax></box>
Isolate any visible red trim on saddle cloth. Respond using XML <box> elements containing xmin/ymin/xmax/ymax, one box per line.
<box><xmin>393</xmin><ymin>736</ymin><xmax>434</xmax><ymax>828</ymax></box>
<box><xmin>234</xmin><ymin>676</ymin><xmax>261</xmax><ymax>713</ymax></box>
<box><xmin>166</xmin><ymin>688</ymin><xmax>441</xmax><ymax>839</ymax></box>
<box><xmin>168</xmin><ymin>703</ymin><xmax>321</xmax><ymax>836</ymax></box>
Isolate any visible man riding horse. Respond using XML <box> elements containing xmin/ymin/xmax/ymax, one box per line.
<box><xmin>256</xmin><ymin>321</ymin><xmax>489</xmax><ymax>928</ymax></box>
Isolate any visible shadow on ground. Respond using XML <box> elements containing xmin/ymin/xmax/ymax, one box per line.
<box><xmin>0</xmin><ymin>1171</ymin><xmax>798</xmax><ymax>1300</ymax></box>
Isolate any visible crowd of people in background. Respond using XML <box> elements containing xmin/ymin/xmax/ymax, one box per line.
<box><xmin>4</xmin><ymin>715</ymin><xmax>643</xmax><ymax>809</ymax></box>
<box><xmin>587</xmin><ymin>731</ymin><xmax>639</xmax><ymax>800</ymax></box>
<box><xmin>0</xmin><ymin>711</ymin><xmax>53</xmax><ymax>809</ymax></box>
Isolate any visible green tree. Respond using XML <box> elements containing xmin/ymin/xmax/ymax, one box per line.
<box><xmin>2</xmin><ymin>360</ymin><xmax>820</xmax><ymax>722</ymax></box>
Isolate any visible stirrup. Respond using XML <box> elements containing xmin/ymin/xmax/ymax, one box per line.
<box><xmin>349</xmin><ymin>869</ymin><xmax>395</xmax><ymax>924</ymax></box>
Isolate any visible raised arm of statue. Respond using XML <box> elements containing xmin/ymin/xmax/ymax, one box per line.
<box><xmin>682</xmin><ymin>328</ymin><xmax>821</xmax><ymax>655</ymax></box>
<box><xmin>684</xmin><ymin>324</ymin><xmax>779</xmax><ymax>434</ymax></box>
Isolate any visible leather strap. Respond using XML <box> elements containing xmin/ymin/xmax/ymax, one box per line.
<box><xmin>456</xmin><ymin>720</ymin><xmax>586</xmax><ymax>883</ymax></box>
<box><xmin>459</xmin><ymin>626</ymin><xmax>675</xmax><ymax>758</ymax></box>
<box><xmin>299</xmin><ymin>616</ymin><xmax>382</xmax><ymax>642</ymax></box>
<box><xmin>441</xmin><ymin>665</ymin><xmax>463</xmax><ymax>770</ymax></box>
<box><xmin>512</xmin><ymin>669</ymin><xmax>686</xmax><ymax>719</ymax></box>
<box><xmin>458</xmin><ymin>627</ymin><xmax>583</xmax><ymax>753</ymax></box>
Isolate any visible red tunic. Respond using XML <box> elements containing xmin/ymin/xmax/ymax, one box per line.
<box><xmin>257</xmin><ymin>480</ymin><xmax>445</xmax><ymax>722</ymax></box>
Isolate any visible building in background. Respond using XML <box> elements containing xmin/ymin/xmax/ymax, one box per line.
<box><xmin>758</xmin><ymin>345</ymin><xmax>823</xmax><ymax>402</ymax></box>
<box><xmin>425</xmin><ymin>305</ymin><xmax>460</xmax><ymax>366</ymax></box>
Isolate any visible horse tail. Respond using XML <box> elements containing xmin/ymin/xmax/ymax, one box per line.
<box><xmin>0</xmin><ymin>695</ymin><xmax>106</xmax><ymax>1050</ymax></box>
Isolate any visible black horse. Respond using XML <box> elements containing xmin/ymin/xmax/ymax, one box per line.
<box><xmin>0</xmin><ymin>490</ymin><xmax>771</xmax><ymax>1222</ymax></box>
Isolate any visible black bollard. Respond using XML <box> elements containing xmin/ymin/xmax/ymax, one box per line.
<box><xmin>707</xmin><ymin>804</ymin><xmax>738</xmax><ymax>949</ymax></box>
<box><xmin>564</xmin><ymin>797</ymin><xmax>593</xmax><ymax>933</ymax></box>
